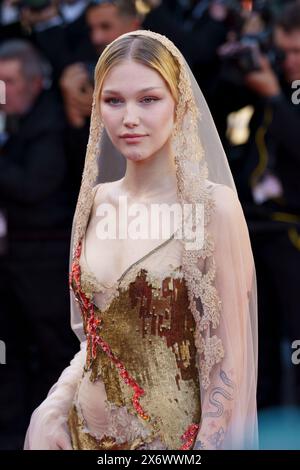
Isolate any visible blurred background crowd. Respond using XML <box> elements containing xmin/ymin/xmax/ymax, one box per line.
<box><xmin>0</xmin><ymin>0</ymin><xmax>300</xmax><ymax>450</ymax></box>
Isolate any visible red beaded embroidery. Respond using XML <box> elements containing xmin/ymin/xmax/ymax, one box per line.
<box><xmin>179</xmin><ymin>423</ymin><xmax>199</xmax><ymax>450</ymax></box>
<box><xmin>69</xmin><ymin>239</ymin><xmax>150</xmax><ymax>422</ymax></box>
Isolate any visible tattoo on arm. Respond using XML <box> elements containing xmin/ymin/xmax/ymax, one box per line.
<box><xmin>202</xmin><ymin>369</ymin><xmax>235</xmax><ymax>420</ymax></box>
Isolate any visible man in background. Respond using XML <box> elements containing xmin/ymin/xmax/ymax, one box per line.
<box><xmin>0</xmin><ymin>39</ymin><xmax>77</xmax><ymax>449</ymax></box>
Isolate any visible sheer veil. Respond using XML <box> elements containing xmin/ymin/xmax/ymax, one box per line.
<box><xmin>26</xmin><ymin>29</ymin><xmax>258</xmax><ymax>450</ymax></box>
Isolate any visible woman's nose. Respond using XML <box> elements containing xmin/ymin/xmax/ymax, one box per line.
<box><xmin>122</xmin><ymin>104</ymin><xmax>140</xmax><ymax>127</ymax></box>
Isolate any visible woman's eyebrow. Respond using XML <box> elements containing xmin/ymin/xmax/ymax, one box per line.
<box><xmin>102</xmin><ymin>86</ymin><xmax>163</xmax><ymax>95</ymax></box>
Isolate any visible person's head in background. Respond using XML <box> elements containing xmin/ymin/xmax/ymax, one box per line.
<box><xmin>274</xmin><ymin>0</ymin><xmax>300</xmax><ymax>84</ymax></box>
<box><xmin>86</xmin><ymin>0</ymin><xmax>141</xmax><ymax>55</ymax></box>
<box><xmin>0</xmin><ymin>39</ymin><xmax>48</xmax><ymax>115</ymax></box>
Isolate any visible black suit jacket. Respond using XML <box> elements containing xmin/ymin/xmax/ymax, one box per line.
<box><xmin>0</xmin><ymin>89</ymin><xmax>75</xmax><ymax>238</ymax></box>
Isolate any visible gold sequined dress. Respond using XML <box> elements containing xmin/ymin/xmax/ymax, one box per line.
<box><xmin>68</xmin><ymin>232</ymin><xmax>201</xmax><ymax>450</ymax></box>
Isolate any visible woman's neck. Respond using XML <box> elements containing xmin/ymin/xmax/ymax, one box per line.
<box><xmin>120</xmin><ymin>142</ymin><xmax>178</xmax><ymax>200</ymax></box>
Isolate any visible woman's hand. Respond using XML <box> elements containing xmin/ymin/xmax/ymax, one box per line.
<box><xmin>25</xmin><ymin>406</ymin><xmax>73</xmax><ymax>450</ymax></box>
<box><xmin>50</xmin><ymin>424</ymin><xmax>73</xmax><ymax>450</ymax></box>
<box><xmin>24</xmin><ymin>343</ymin><xmax>86</xmax><ymax>450</ymax></box>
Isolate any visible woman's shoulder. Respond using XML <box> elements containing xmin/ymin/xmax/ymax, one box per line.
<box><xmin>205</xmin><ymin>180</ymin><xmax>243</xmax><ymax>220</ymax></box>
<box><xmin>93</xmin><ymin>179</ymin><xmax>123</xmax><ymax>205</ymax></box>
<box><xmin>205</xmin><ymin>179</ymin><xmax>236</xmax><ymax>198</ymax></box>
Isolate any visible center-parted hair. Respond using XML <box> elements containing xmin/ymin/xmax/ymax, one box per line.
<box><xmin>94</xmin><ymin>34</ymin><xmax>181</xmax><ymax>115</ymax></box>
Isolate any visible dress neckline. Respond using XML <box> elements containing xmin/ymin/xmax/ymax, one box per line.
<box><xmin>79</xmin><ymin>182</ymin><xmax>182</xmax><ymax>292</ymax></box>
<box><xmin>80</xmin><ymin>230</ymin><xmax>177</xmax><ymax>292</ymax></box>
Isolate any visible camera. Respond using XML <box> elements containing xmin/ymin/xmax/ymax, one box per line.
<box><xmin>218</xmin><ymin>0</ymin><xmax>284</xmax><ymax>85</ymax></box>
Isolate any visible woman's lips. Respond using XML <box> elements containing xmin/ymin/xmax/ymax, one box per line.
<box><xmin>120</xmin><ymin>135</ymin><xmax>147</xmax><ymax>143</ymax></box>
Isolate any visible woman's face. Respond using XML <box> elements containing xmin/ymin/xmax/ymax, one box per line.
<box><xmin>99</xmin><ymin>59</ymin><xmax>176</xmax><ymax>163</ymax></box>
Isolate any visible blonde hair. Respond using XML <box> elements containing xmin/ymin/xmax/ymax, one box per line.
<box><xmin>94</xmin><ymin>34</ymin><xmax>180</xmax><ymax>116</ymax></box>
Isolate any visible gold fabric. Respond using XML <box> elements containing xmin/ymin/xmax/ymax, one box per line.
<box><xmin>68</xmin><ymin>240</ymin><xmax>201</xmax><ymax>450</ymax></box>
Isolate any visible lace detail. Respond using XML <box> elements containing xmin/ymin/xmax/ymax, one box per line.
<box><xmin>100</xmin><ymin>401</ymin><xmax>154</xmax><ymax>444</ymax></box>
<box><xmin>74</xmin><ymin>395</ymin><xmax>154</xmax><ymax>446</ymax></box>
<box><xmin>79</xmin><ymin>226</ymin><xmax>181</xmax><ymax>296</ymax></box>
<box><xmin>80</xmin><ymin>259</ymin><xmax>184</xmax><ymax>312</ymax></box>
<box><xmin>71</xmin><ymin>368</ymin><xmax>157</xmax><ymax>446</ymax></box>
<box><xmin>72</xmin><ymin>114</ymin><xmax>103</xmax><ymax>255</ymax></box>
<box><xmin>80</xmin><ymin>269</ymin><xmax>106</xmax><ymax>298</ymax></box>
<box><xmin>118</xmin><ymin>263</ymin><xmax>184</xmax><ymax>292</ymax></box>
<box><xmin>81</xmin><ymin>269</ymin><xmax>120</xmax><ymax>314</ymax></box>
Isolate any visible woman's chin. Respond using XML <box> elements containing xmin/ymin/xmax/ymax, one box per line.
<box><xmin>124</xmin><ymin>151</ymin><xmax>149</xmax><ymax>163</ymax></box>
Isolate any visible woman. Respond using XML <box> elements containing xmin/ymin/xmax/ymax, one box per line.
<box><xmin>24</xmin><ymin>29</ymin><xmax>258</xmax><ymax>450</ymax></box>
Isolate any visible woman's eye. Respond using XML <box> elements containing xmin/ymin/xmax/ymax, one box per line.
<box><xmin>142</xmin><ymin>97</ymin><xmax>159</xmax><ymax>103</ymax></box>
<box><xmin>105</xmin><ymin>98</ymin><xmax>121</xmax><ymax>105</ymax></box>
<box><xmin>104</xmin><ymin>97</ymin><xmax>159</xmax><ymax>105</ymax></box>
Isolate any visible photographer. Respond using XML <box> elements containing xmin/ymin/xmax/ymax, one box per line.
<box><xmin>17</xmin><ymin>0</ymin><xmax>75</xmax><ymax>81</ymax></box>
<box><xmin>213</xmin><ymin>1</ymin><xmax>300</xmax><ymax>409</ymax></box>
<box><xmin>1</xmin><ymin>1</ymin><xmax>93</xmax><ymax>84</ymax></box>
<box><xmin>246</xmin><ymin>2</ymin><xmax>300</xmax><ymax>409</ymax></box>
<box><xmin>0</xmin><ymin>40</ymin><xmax>77</xmax><ymax>449</ymax></box>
